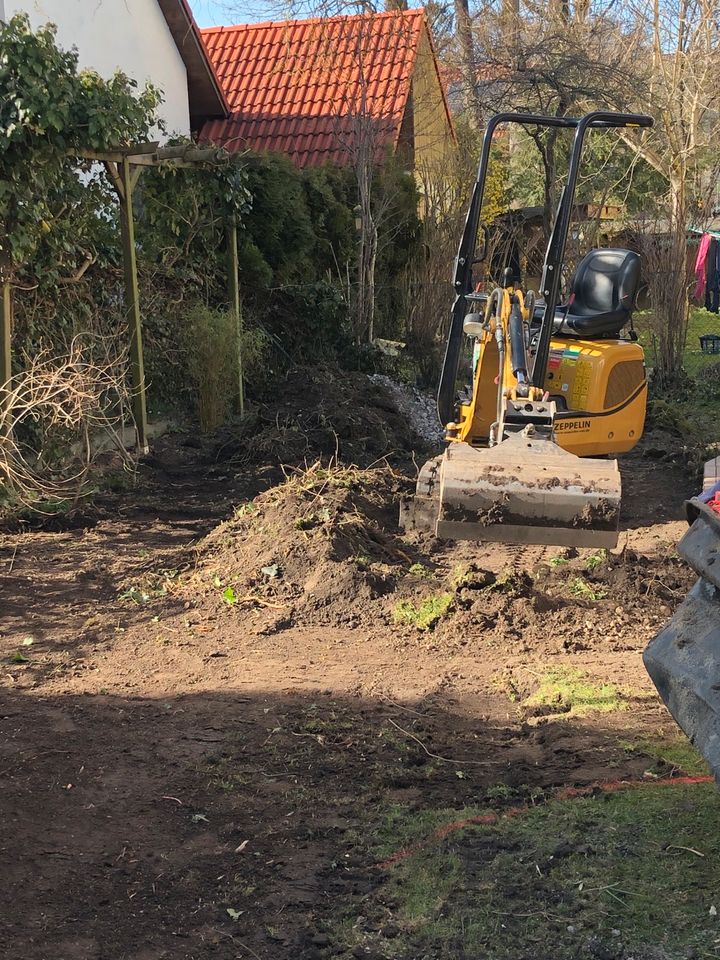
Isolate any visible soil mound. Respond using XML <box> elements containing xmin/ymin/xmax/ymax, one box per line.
<box><xmin>212</xmin><ymin>364</ymin><xmax>437</xmax><ymax>470</ymax></box>
<box><xmin>191</xmin><ymin>461</ymin><xmax>415</xmax><ymax>627</ymax></box>
<box><xmin>434</xmin><ymin>548</ymin><xmax>696</xmax><ymax>657</ymax></box>
<box><xmin>183</xmin><ymin>364</ymin><xmax>695</xmax><ymax>655</ymax></box>
<box><xmin>190</xmin><ymin>458</ymin><xmax>695</xmax><ymax>648</ymax></box>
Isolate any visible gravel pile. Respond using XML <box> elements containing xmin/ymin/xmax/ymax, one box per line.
<box><xmin>368</xmin><ymin>374</ymin><xmax>444</xmax><ymax>447</ymax></box>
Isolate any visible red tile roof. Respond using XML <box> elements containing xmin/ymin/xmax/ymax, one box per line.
<box><xmin>199</xmin><ymin>9</ymin><xmax>442</xmax><ymax>167</ymax></box>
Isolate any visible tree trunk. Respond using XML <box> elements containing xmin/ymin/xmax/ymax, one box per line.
<box><xmin>648</xmin><ymin>175</ymin><xmax>690</xmax><ymax>386</ymax></box>
<box><xmin>366</xmin><ymin>219</ymin><xmax>378</xmax><ymax>344</ymax></box>
<box><xmin>454</xmin><ymin>0</ymin><xmax>482</xmax><ymax>125</ymax></box>
<box><xmin>354</xmin><ymin>139</ymin><xmax>377</xmax><ymax>345</ymax></box>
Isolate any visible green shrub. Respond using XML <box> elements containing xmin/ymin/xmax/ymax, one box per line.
<box><xmin>182</xmin><ymin>304</ymin><xmax>267</xmax><ymax>432</ymax></box>
<box><xmin>4</xmin><ymin>13</ymin><xmax>422</xmax><ymax>415</ymax></box>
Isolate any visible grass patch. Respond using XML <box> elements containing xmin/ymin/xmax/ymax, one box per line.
<box><xmin>448</xmin><ymin>563</ymin><xmax>495</xmax><ymax>591</ymax></box>
<box><xmin>99</xmin><ymin>470</ymin><xmax>134</xmax><ymax>493</ymax></box>
<box><xmin>392</xmin><ymin>593</ymin><xmax>454</xmax><ymax>630</ymax></box>
<box><xmin>448</xmin><ymin>563</ymin><xmax>473</xmax><ymax>588</ymax></box>
<box><xmin>636</xmin><ymin>306</ymin><xmax>720</xmax><ymax>463</ymax></box>
<box><xmin>364</xmin><ymin>782</ymin><xmax>720</xmax><ymax>959</ymax></box>
<box><xmin>375</xmin><ymin>803</ymin><xmax>488</xmax><ymax>859</ymax></box>
<box><xmin>678</xmin><ymin>307</ymin><xmax>720</xmax><ymax>378</ymax></box>
<box><xmin>490</xmin><ymin>670</ymin><xmax>521</xmax><ymax>703</ymax></box>
<box><xmin>638</xmin><ymin>305</ymin><xmax>720</xmax><ymax>378</ymax></box>
<box><xmin>624</xmin><ymin>736</ymin><xmax>710</xmax><ymax>778</ymax></box>
<box><xmin>525</xmin><ymin>667</ymin><xmax>625</xmax><ymax>716</ymax></box>
<box><xmin>570</xmin><ymin>576</ymin><xmax>608</xmax><ymax>601</ymax></box>
<box><xmin>584</xmin><ymin>549</ymin><xmax>608</xmax><ymax>572</ymax></box>
<box><xmin>549</xmin><ymin>554</ymin><xmax>569</xmax><ymax>567</ymax></box>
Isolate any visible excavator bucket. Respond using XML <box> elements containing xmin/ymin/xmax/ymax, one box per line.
<box><xmin>400</xmin><ymin>431</ymin><xmax>621</xmax><ymax>548</ymax></box>
<box><xmin>644</xmin><ymin>501</ymin><xmax>720</xmax><ymax>782</ymax></box>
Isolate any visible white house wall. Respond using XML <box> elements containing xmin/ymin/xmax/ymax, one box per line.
<box><xmin>2</xmin><ymin>0</ymin><xmax>190</xmax><ymax>136</ymax></box>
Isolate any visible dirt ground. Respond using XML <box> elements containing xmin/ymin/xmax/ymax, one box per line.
<box><xmin>0</xmin><ymin>368</ymin><xmax>706</xmax><ymax>960</ymax></box>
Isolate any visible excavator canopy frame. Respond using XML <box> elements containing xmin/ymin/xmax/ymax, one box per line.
<box><xmin>437</xmin><ymin>110</ymin><xmax>653</xmax><ymax>428</ymax></box>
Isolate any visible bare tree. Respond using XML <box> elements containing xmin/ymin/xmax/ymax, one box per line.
<box><xmin>608</xmin><ymin>0</ymin><xmax>720</xmax><ymax>383</ymax></box>
<box><xmin>463</xmin><ymin>1</ymin><xmax>641</xmax><ymax>235</ymax></box>
<box><xmin>479</xmin><ymin>0</ymin><xmax>720</xmax><ymax>383</ymax></box>
<box><xmin>454</xmin><ymin>0</ymin><xmax>483</xmax><ymax>123</ymax></box>
<box><xmin>447</xmin><ymin>1</ymin><xmax>720</xmax><ymax>385</ymax></box>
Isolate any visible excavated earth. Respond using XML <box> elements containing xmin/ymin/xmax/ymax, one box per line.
<box><xmin>0</xmin><ymin>366</ymin><xmax>702</xmax><ymax>959</ymax></box>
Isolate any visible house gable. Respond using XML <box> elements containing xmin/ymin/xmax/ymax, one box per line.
<box><xmin>156</xmin><ymin>0</ymin><xmax>228</xmax><ymax>128</ymax></box>
<box><xmin>411</xmin><ymin>24</ymin><xmax>456</xmax><ymax>172</ymax></box>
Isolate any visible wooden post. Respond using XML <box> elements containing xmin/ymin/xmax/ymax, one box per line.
<box><xmin>0</xmin><ymin>281</ymin><xmax>12</xmax><ymax>441</ymax></box>
<box><xmin>226</xmin><ymin>214</ymin><xmax>244</xmax><ymax>416</ymax></box>
<box><xmin>118</xmin><ymin>157</ymin><xmax>149</xmax><ymax>453</ymax></box>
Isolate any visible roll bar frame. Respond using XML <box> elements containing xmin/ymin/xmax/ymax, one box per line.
<box><xmin>437</xmin><ymin>111</ymin><xmax>653</xmax><ymax>427</ymax></box>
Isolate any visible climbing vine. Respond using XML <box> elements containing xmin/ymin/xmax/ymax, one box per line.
<box><xmin>0</xmin><ymin>14</ymin><xmax>161</xmax><ymax>282</ymax></box>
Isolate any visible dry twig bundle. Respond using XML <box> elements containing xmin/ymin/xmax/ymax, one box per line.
<box><xmin>0</xmin><ymin>334</ymin><xmax>135</xmax><ymax>510</ymax></box>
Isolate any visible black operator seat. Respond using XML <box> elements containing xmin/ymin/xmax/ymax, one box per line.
<box><xmin>533</xmin><ymin>248</ymin><xmax>641</xmax><ymax>339</ymax></box>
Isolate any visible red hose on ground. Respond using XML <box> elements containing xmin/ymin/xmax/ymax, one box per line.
<box><xmin>377</xmin><ymin>774</ymin><xmax>714</xmax><ymax>869</ymax></box>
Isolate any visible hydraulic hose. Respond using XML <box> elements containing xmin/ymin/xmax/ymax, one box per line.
<box><xmin>493</xmin><ymin>288</ymin><xmax>508</xmax><ymax>445</ymax></box>
<box><xmin>508</xmin><ymin>296</ymin><xmax>528</xmax><ymax>381</ymax></box>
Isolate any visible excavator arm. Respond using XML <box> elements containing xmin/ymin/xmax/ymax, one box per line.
<box><xmin>439</xmin><ymin>111</ymin><xmax>653</xmax><ymax>426</ymax></box>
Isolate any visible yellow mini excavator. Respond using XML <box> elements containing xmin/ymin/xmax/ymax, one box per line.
<box><xmin>401</xmin><ymin>110</ymin><xmax>654</xmax><ymax>549</ymax></box>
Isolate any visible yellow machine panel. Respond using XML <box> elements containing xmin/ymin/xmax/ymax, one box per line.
<box><xmin>453</xmin><ymin>334</ymin><xmax>646</xmax><ymax>459</ymax></box>
<box><xmin>545</xmin><ymin>337</ymin><xmax>646</xmax><ymax>456</ymax></box>
<box><xmin>403</xmin><ymin>110</ymin><xmax>656</xmax><ymax>549</ymax></box>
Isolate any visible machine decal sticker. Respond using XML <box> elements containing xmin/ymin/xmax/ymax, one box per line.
<box><xmin>555</xmin><ymin>419</ymin><xmax>592</xmax><ymax>432</ymax></box>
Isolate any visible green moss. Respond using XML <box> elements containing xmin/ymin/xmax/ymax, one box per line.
<box><xmin>584</xmin><ymin>549</ymin><xmax>608</xmax><ymax>572</ymax></box>
<box><xmin>525</xmin><ymin>667</ymin><xmax>625</xmax><ymax>716</ymax></box>
<box><xmin>392</xmin><ymin>593</ymin><xmax>454</xmax><ymax>630</ymax></box>
<box><xmin>448</xmin><ymin>563</ymin><xmax>473</xmax><ymax>588</ymax></box>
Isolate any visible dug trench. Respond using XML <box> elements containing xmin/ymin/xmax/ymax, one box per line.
<box><xmin>0</xmin><ymin>366</ymin><xmax>715</xmax><ymax>960</ymax></box>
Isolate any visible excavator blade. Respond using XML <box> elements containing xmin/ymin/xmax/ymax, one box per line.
<box><xmin>400</xmin><ymin>432</ymin><xmax>621</xmax><ymax>548</ymax></box>
<box><xmin>644</xmin><ymin>502</ymin><xmax>720</xmax><ymax>782</ymax></box>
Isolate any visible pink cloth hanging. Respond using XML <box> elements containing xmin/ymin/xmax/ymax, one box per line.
<box><xmin>695</xmin><ymin>233</ymin><xmax>712</xmax><ymax>300</ymax></box>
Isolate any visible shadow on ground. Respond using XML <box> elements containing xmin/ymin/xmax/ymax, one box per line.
<box><xmin>0</xmin><ymin>684</ymin><xmax>696</xmax><ymax>960</ymax></box>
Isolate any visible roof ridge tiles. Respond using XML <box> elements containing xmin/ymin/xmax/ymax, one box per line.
<box><xmin>200</xmin><ymin>7</ymin><xmax>425</xmax><ymax>35</ymax></box>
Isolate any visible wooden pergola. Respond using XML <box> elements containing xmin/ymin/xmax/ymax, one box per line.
<box><xmin>0</xmin><ymin>141</ymin><xmax>244</xmax><ymax>453</ymax></box>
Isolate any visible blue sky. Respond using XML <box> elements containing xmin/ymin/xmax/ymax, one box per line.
<box><xmin>190</xmin><ymin>0</ymin><xmax>288</xmax><ymax>26</ymax></box>
<box><xmin>191</xmin><ymin>1</ymin><xmax>242</xmax><ymax>27</ymax></box>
